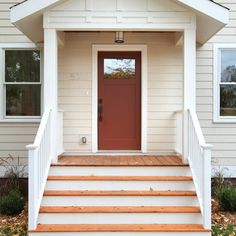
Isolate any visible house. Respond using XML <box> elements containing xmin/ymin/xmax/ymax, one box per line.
<box><xmin>0</xmin><ymin>0</ymin><xmax>235</xmax><ymax>234</ymax></box>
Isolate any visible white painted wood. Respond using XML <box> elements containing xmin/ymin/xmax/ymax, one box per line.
<box><xmin>49</xmin><ymin>166</ymin><xmax>191</xmax><ymax>176</ymax></box>
<box><xmin>57</xmin><ymin>110</ymin><xmax>64</xmax><ymax>155</ymax></box>
<box><xmin>42</xmin><ymin>195</ymin><xmax>199</xmax><ymax>207</ymax></box>
<box><xmin>44</xmin><ymin>28</ymin><xmax>58</xmax><ymax>163</ymax></box>
<box><xmin>26</xmin><ymin>109</ymin><xmax>52</xmax><ymax>230</ymax></box>
<box><xmin>38</xmin><ymin>212</ymin><xmax>202</xmax><ymax>224</ymax></box>
<box><xmin>183</xmin><ymin>27</ymin><xmax>196</xmax><ymax>164</ymax></box>
<box><xmin>92</xmin><ymin>44</ymin><xmax>147</xmax><ymax>153</ymax></box>
<box><xmin>45</xmin><ymin>180</ymin><xmax>194</xmax><ymax>191</ymax></box>
<box><xmin>187</xmin><ymin>109</ymin><xmax>212</xmax><ymax>230</ymax></box>
<box><xmin>175</xmin><ymin>110</ymin><xmax>183</xmax><ymax>154</ymax></box>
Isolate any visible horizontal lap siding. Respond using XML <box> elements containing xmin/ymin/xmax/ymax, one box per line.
<box><xmin>196</xmin><ymin>0</ymin><xmax>236</xmax><ymax>166</ymax></box>
<box><xmin>0</xmin><ymin>123</ymin><xmax>39</xmax><ymax>176</ymax></box>
<box><xmin>59</xmin><ymin>32</ymin><xmax>183</xmax><ymax>154</ymax></box>
<box><xmin>0</xmin><ymin>0</ymin><xmax>31</xmax><ymax>43</ymax></box>
<box><xmin>0</xmin><ymin>1</ymin><xmax>36</xmax><ymax>176</ymax></box>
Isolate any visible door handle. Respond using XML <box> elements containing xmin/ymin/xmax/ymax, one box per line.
<box><xmin>98</xmin><ymin>105</ymin><xmax>103</xmax><ymax>122</ymax></box>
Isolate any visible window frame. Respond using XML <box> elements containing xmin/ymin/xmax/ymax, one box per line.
<box><xmin>1</xmin><ymin>46</ymin><xmax>43</xmax><ymax>121</ymax></box>
<box><xmin>214</xmin><ymin>43</ymin><xmax>236</xmax><ymax>123</ymax></box>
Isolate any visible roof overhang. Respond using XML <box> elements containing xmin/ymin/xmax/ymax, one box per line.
<box><xmin>10</xmin><ymin>0</ymin><xmax>229</xmax><ymax>44</ymax></box>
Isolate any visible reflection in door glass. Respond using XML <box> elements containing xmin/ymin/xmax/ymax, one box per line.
<box><xmin>104</xmin><ymin>59</ymin><xmax>135</xmax><ymax>79</ymax></box>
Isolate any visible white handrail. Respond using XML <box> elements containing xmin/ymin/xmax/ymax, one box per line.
<box><xmin>187</xmin><ymin>108</ymin><xmax>212</xmax><ymax>229</ymax></box>
<box><xmin>26</xmin><ymin>109</ymin><xmax>52</xmax><ymax>230</ymax></box>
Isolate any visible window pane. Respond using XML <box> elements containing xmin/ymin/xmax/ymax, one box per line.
<box><xmin>221</xmin><ymin>50</ymin><xmax>236</xmax><ymax>82</ymax></box>
<box><xmin>220</xmin><ymin>85</ymin><xmax>236</xmax><ymax>116</ymax></box>
<box><xmin>5</xmin><ymin>50</ymin><xmax>40</xmax><ymax>82</ymax></box>
<box><xmin>6</xmin><ymin>85</ymin><xmax>41</xmax><ymax>116</ymax></box>
<box><xmin>104</xmin><ymin>59</ymin><xmax>135</xmax><ymax>79</ymax></box>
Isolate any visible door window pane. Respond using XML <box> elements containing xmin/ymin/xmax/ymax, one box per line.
<box><xmin>221</xmin><ymin>50</ymin><xmax>236</xmax><ymax>82</ymax></box>
<box><xmin>220</xmin><ymin>85</ymin><xmax>236</xmax><ymax>116</ymax></box>
<box><xmin>6</xmin><ymin>85</ymin><xmax>41</xmax><ymax>116</ymax></box>
<box><xmin>104</xmin><ymin>59</ymin><xmax>135</xmax><ymax>79</ymax></box>
<box><xmin>5</xmin><ymin>50</ymin><xmax>40</xmax><ymax>82</ymax></box>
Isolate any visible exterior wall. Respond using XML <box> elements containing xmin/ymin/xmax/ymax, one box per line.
<box><xmin>196</xmin><ymin>0</ymin><xmax>236</xmax><ymax>166</ymax></box>
<box><xmin>58</xmin><ymin>32</ymin><xmax>183</xmax><ymax>154</ymax></box>
<box><xmin>0</xmin><ymin>0</ymin><xmax>37</xmax><ymax>176</ymax></box>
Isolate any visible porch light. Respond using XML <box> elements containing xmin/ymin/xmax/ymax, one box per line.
<box><xmin>115</xmin><ymin>31</ymin><xmax>124</xmax><ymax>43</ymax></box>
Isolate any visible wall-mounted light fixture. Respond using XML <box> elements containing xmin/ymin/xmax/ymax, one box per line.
<box><xmin>115</xmin><ymin>31</ymin><xmax>124</xmax><ymax>43</ymax></box>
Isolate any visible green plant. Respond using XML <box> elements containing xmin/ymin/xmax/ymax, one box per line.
<box><xmin>0</xmin><ymin>225</ymin><xmax>27</xmax><ymax>236</ymax></box>
<box><xmin>215</xmin><ymin>186</ymin><xmax>236</xmax><ymax>212</ymax></box>
<box><xmin>0</xmin><ymin>189</ymin><xmax>24</xmax><ymax>216</ymax></box>
<box><xmin>212</xmin><ymin>224</ymin><xmax>236</xmax><ymax>236</ymax></box>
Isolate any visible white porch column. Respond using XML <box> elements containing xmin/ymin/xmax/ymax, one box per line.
<box><xmin>44</xmin><ymin>28</ymin><xmax>58</xmax><ymax>163</ymax></box>
<box><xmin>183</xmin><ymin>28</ymin><xmax>196</xmax><ymax>163</ymax></box>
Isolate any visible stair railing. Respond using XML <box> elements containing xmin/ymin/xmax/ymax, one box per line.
<box><xmin>187</xmin><ymin>108</ymin><xmax>212</xmax><ymax>229</ymax></box>
<box><xmin>26</xmin><ymin>109</ymin><xmax>52</xmax><ymax>230</ymax></box>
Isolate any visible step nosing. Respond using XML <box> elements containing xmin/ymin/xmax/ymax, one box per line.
<box><xmin>39</xmin><ymin>206</ymin><xmax>201</xmax><ymax>214</ymax></box>
<box><xmin>47</xmin><ymin>176</ymin><xmax>193</xmax><ymax>181</ymax></box>
<box><xmin>29</xmin><ymin>224</ymin><xmax>210</xmax><ymax>233</ymax></box>
<box><xmin>43</xmin><ymin>190</ymin><xmax>197</xmax><ymax>197</ymax></box>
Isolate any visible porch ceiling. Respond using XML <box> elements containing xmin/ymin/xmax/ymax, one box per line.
<box><xmin>10</xmin><ymin>0</ymin><xmax>229</xmax><ymax>44</ymax></box>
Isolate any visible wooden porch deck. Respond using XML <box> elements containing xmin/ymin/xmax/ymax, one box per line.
<box><xmin>56</xmin><ymin>155</ymin><xmax>186</xmax><ymax>166</ymax></box>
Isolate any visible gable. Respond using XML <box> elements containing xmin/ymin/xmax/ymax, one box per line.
<box><xmin>45</xmin><ymin>0</ymin><xmax>193</xmax><ymax>31</ymax></box>
<box><xmin>10</xmin><ymin>0</ymin><xmax>229</xmax><ymax>44</ymax></box>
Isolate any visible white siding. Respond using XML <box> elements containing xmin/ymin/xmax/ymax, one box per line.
<box><xmin>58</xmin><ymin>32</ymin><xmax>183</xmax><ymax>154</ymax></box>
<box><xmin>196</xmin><ymin>0</ymin><xmax>236</xmax><ymax>166</ymax></box>
<box><xmin>0</xmin><ymin>0</ymin><xmax>31</xmax><ymax>43</ymax></box>
<box><xmin>0</xmin><ymin>0</ymin><xmax>36</xmax><ymax>176</ymax></box>
<box><xmin>45</xmin><ymin>0</ymin><xmax>194</xmax><ymax>30</ymax></box>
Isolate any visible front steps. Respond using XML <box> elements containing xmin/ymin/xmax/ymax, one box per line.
<box><xmin>29</xmin><ymin>156</ymin><xmax>211</xmax><ymax>235</ymax></box>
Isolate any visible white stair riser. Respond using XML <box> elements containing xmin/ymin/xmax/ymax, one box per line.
<box><xmin>38</xmin><ymin>213</ymin><xmax>202</xmax><ymax>224</ymax></box>
<box><xmin>29</xmin><ymin>232</ymin><xmax>211</xmax><ymax>236</ymax></box>
<box><xmin>49</xmin><ymin>167</ymin><xmax>191</xmax><ymax>176</ymax></box>
<box><xmin>42</xmin><ymin>196</ymin><xmax>199</xmax><ymax>207</ymax></box>
<box><xmin>45</xmin><ymin>180</ymin><xmax>195</xmax><ymax>191</ymax></box>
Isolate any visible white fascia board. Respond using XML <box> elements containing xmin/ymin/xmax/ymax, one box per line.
<box><xmin>176</xmin><ymin>0</ymin><xmax>229</xmax><ymax>24</ymax></box>
<box><xmin>10</xmin><ymin>0</ymin><xmax>62</xmax><ymax>23</ymax></box>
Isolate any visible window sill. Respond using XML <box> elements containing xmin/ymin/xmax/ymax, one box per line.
<box><xmin>213</xmin><ymin>118</ymin><xmax>236</xmax><ymax>124</ymax></box>
<box><xmin>0</xmin><ymin>119</ymin><xmax>41</xmax><ymax>123</ymax></box>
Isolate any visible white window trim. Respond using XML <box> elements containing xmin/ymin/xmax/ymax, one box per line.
<box><xmin>0</xmin><ymin>43</ymin><xmax>42</xmax><ymax>122</ymax></box>
<box><xmin>214</xmin><ymin>43</ymin><xmax>236</xmax><ymax>123</ymax></box>
<box><xmin>92</xmin><ymin>44</ymin><xmax>148</xmax><ymax>153</ymax></box>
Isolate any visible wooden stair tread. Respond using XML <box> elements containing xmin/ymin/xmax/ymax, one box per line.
<box><xmin>30</xmin><ymin>224</ymin><xmax>210</xmax><ymax>232</ymax></box>
<box><xmin>47</xmin><ymin>176</ymin><xmax>193</xmax><ymax>181</ymax></box>
<box><xmin>44</xmin><ymin>190</ymin><xmax>196</xmax><ymax>196</ymax></box>
<box><xmin>39</xmin><ymin>206</ymin><xmax>200</xmax><ymax>213</ymax></box>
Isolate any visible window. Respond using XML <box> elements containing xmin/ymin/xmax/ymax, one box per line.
<box><xmin>104</xmin><ymin>59</ymin><xmax>135</xmax><ymax>80</ymax></box>
<box><xmin>214</xmin><ymin>44</ymin><xmax>236</xmax><ymax>123</ymax></box>
<box><xmin>4</xmin><ymin>50</ymin><xmax>41</xmax><ymax>118</ymax></box>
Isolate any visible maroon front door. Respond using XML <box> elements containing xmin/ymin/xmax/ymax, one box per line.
<box><xmin>98</xmin><ymin>51</ymin><xmax>141</xmax><ymax>150</ymax></box>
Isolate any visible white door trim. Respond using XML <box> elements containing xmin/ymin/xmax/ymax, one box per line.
<box><xmin>92</xmin><ymin>44</ymin><xmax>147</xmax><ymax>153</ymax></box>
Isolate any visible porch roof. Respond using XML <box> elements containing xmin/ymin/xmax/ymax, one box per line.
<box><xmin>10</xmin><ymin>0</ymin><xmax>229</xmax><ymax>44</ymax></box>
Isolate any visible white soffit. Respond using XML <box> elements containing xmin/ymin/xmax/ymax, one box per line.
<box><xmin>10</xmin><ymin>0</ymin><xmax>229</xmax><ymax>44</ymax></box>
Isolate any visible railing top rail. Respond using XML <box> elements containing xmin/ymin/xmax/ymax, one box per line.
<box><xmin>26</xmin><ymin>109</ymin><xmax>51</xmax><ymax>151</ymax></box>
<box><xmin>188</xmin><ymin>109</ymin><xmax>212</xmax><ymax>150</ymax></box>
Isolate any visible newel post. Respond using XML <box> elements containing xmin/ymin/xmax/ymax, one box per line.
<box><xmin>203</xmin><ymin>144</ymin><xmax>213</xmax><ymax>229</ymax></box>
<box><xmin>26</xmin><ymin>145</ymin><xmax>38</xmax><ymax>230</ymax></box>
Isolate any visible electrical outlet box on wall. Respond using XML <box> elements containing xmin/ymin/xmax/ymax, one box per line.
<box><xmin>79</xmin><ymin>135</ymin><xmax>88</xmax><ymax>144</ymax></box>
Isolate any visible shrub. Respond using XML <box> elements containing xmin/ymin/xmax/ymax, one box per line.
<box><xmin>0</xmin><ymin>155</ymin><xmax>26</xmax><ymax>196</ymax></box>
<box><xmin>215</xmin><ymin>186</ymin><xmax>236</xmax><ymax>212</ymax></box>
<box><xmin>212</xmin><ymin>166</ymin><xmax>231</xmax><ymax>197</ymax></box>
<box><xmin>0</xmin><ymin>189</ymin><xmax>24</xmax><ymax>216</ymax></box>
<box><xmin>212</xmin><ymin>224</ymin><xmax>236</xmax><ymax>236</ymax></box>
